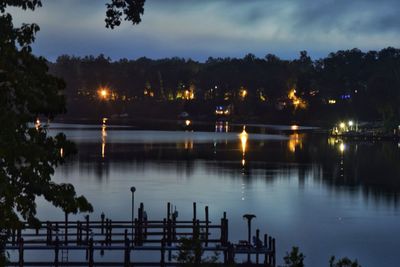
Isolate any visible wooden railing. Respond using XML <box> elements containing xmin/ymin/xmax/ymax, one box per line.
<box><xmin>5</xmin><ymin>202</ymin><xmax>276</xmax><ymax>266</ymax></box>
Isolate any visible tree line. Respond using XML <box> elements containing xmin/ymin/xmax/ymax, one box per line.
<box><xmin>50</xmin><ymin>48</ymin><xmax>400</xmax><ymax>127</ymax></box>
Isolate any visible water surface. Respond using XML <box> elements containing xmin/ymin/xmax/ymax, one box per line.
<box><xmin>30</xmin><ymin>122</ymin><xmax>400</xmax><ymax>266</ymax></box>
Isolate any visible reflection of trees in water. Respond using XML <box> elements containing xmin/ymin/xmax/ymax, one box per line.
<box><xmin>307</xmin><ymin>137</ymin><xmax>400</xmax><ymax>205</ymax></box>
<box><xmin>60</xmin><ymin>136</ymin><xmax>400</xmax><ymax>204</ymax></box>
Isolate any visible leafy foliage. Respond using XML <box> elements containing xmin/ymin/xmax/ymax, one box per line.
<box><xmin>283</xmin><ymin>246</ymin><xmax>305</xmax><ymax>267</ymax></box>
<box><xmin>0</xmin><ymin>0</ymin><xmax>93</xmax><ymax>244</ymax></box>
<box><xmin>329</xmin><ymin>256</ymin><xmax>361</xmax><ymax>267</ymax></box>
<box><xmin>174</xmin><ymin>226</ymin><xmax>219</xmax><ymax>266</ymax></box>
<box><xmin>282</xmin><ymin>248</ymin><xmax>362</xmax><ymax>267</ymax></box>
<box><xmin>0</xmin><ymin>0</ymin><xmax>147</xmax><ymax>262</ymax></box>
<box><xmin>105</xmin><ymin>0</ymin><xmax>146</xmax><ymax>29</ymax></box>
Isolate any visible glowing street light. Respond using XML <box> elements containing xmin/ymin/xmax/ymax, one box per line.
<box><xmin>35</xmin><ymin>118</ymin><xmax>41</xmax><ymax>130</ymax></box>
<box><xmin>98</xmin><ymin>87</ymin><xmax>110</xmax><ymax>100</ymax></box>
<box><xmin>239</xmin><ymin>87</ymin><xmax>248</xmax><ymax>100</ymax></box>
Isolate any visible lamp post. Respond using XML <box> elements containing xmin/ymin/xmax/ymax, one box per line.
<box><xmin>130</xmin><ymin>186</ymin><xmax>136</xmax><ymax>243</ymax></box>
<box><xmin>243</xmin><ymin>214</ymin><xmax>256</xmax><ymax>263</ymax></box>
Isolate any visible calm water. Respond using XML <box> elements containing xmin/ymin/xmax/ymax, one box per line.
<box><xmin>29</xmin><ymin>122</ymin><xmax>400</xmax><ymax>266</ymax></box>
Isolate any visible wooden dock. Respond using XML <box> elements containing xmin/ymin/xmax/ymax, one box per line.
<box><xmin>5</xmin><ymin>202</ymin><xmax>276</xmax><ymax>266</ymax></box>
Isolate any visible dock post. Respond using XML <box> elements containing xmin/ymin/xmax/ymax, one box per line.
<box><xmin>193</xmin><ymin>202</ymin><xmax>197</xmax><ymax>221</ymax></box>
<box><xmin>264</xmin><ymin>234</ymin><xmax>269</xmax><ymax>265</ymax></box>
<box><xmin>167</xmin><ymin>202</ymin><xmax>171</xmax><ymax>220</ymax></box>
<box><xmin>109</xmin><ymin>219</ymin><xmax>112</xmax><ymax>246</ymax></box>
<box><xmin>220</xmin><ymin>214</ymin><xmax>228</xmax><ymax>246</ymax></box>
<box><xmin>167</xmin><ymin>219</ymin><xmax>172</xmax><ymax>246</ymax></box>
<box><xmin>268</xmin><ymin>236</ymin><xmax>272</xmax><ymax>248</ymax></box>
<box><xmin>54</xmin><ymin>237</ymin><xmax>59</xmax><ymax>267</ymax></box>
<box><xmin>220</xmin><ymin>217</ymin><xmax>224</xmax><ymax>245</ymax></box>
<box><xmin>64</xmin><ymin>212</ymin><xmax>68</xmax><ymax>245</ymax></box>
<box><xmin>138</xmin><ymin>203</ymin><xmax>143</xmax><ymax>245</ymax></box>
<box><xmin>205</xmin><ymin>206</ymin><xmax>209</xmax><ymax>247</ymax></box>
<box><xmin>105</xmin><ymin>219</ymin><xmax>110</xmax><ymax>245</ymax></box>
<box><xmin>227</xmin><ymin>242</ymin><xmax>235</xmax><ymax>265</ymax></box>
<box><xmin>144</xmin><ymin>210</ymin><xmax>148</xmax><ymax>240</ymax></box>
<box><xmin>18</xmin><ymin>237</ymin><xmax>24</xmax><ymax>267</ymax></box>
<box><xmin>272</xmin><ymin>238</ymin><xmax>276</xmax><ymax>267</ymax></box>
<box><xmin>167</xmin><ymin>218</ymin><xmax>172</xmax><ymax>261</ymax></box>
<box><xmin>268</xmin><ymin>236</ymin><xmax>272</xmax><ymax>265</ymax></box>
<box><xmin>225</xmin><ymin>218</ymin><xmax>229</xmax><ymax>246</ymax></box>
<box><xmin>192</xmin><ymin>202</ymin><xmax>197</xmax><ymax>242</ymax></box>
<box><xmin>124</xmin><ymin>236</ymin><xmax>130</xmax><ymax>267</ymax></box>
<box><xmin>85</xmin><ymin>215</ymin><xmax>90</xmax><ymax>243</ymax></box>
<box><xmin>104</xmin><ymin>219</ymin><xmax>108</xmax><ymax>245</ymax></box>
<box><xmin>160</xmin><ymin>238</ymin><xmax>166</xmax><ymax>267</ymax></box>
<box><xmin>162</xmin><ymin>218</ymin><xmax>167</xmax><ymax>241</ymax></box>
<box><xmin>101</xmin><ymin>213</ymin><xmax>105</xmax><ymax>235</ymax></box>
<box><xmin>256</xmin><ymin>229</ymin><xmax>260</xmax><ymax>264</ymax></box>
<box><xmin>172</xmin><ymin>211</ymin><xmax>177</xmax><ymax>242</ymax></box>
<box><xmin>194</xmin><ymin>231</ymin><xmax>201</xmax><ymax>266</ymax></box>
<box><xmin>88</xmin><ymin>238</ymin><xmax>94</xmax><ymax>267</ymax></box>
<box><xmin>223</xmin><ymin>243</ymin><xmax>228</xmax><ymax>264</ymax></box>
<box><xmin>195</xmin><ymin>220</ymin><xmax>200</xmax><ymax>241</ymax></box>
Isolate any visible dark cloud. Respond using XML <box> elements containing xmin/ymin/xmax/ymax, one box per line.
<box><xmin>292</xmin><ymin>0</ymin><xmax>400</xmax><ymax>33</ymax></box>
<box><xmin>8</xmin><ymin>0</ymin><xmax>400</xmax><ymax>61</ymax></box>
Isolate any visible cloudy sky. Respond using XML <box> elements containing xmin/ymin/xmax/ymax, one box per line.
<box><xmin>9</xmin><ymin>0</ymin><xmax>400</xmax><ymax>61</ymax></box>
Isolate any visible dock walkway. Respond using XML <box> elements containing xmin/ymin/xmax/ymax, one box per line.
<box><xmin>5</xmin><ymin>202</ymin><xmax>276</xmax><ymax>266</ymax></box>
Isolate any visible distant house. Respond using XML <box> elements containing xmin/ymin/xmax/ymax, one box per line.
<box><xmin>215</xmin><ymin>104</ymin><xmax>233</xmax><ymax>116</ymax></box>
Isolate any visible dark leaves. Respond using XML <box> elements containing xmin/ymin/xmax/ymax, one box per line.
<box><xmin>16</xmin><ymin>23</ymin><xmax>40</xmax><ymax>48</ymax></box>
<box><xmin>329</xmin><ymin>256</ymin><xmax>361</xmax><ymax>267</ymax></box>
<box><xmin>1</xmin><ymin>0</ymin><xmax>92</xmax><ymax>235</ymax></box>
<box><xmin>1</xmin><ymin>1</ymin><xmax>42</xmax><ymax>12</ymax></box>
<box><xmin>105</xmin><ymin>0</ymin><xmax>145</xmax><ymax>29</ymax></box>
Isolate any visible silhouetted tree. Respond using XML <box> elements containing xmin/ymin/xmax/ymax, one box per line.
<box><xmin>0</xmin><ymin>0</ymin><xmax>146</xmax><ymax>263</ymax></box>
<box><xmin>329</xmin><ymin>256</ymin><xmax>361</xmax><ymax>267</ymax></box>
<box><xmin>283</xmin><ymin>246</ymin><xmax>305</xmax><ymax>267</ymax></box>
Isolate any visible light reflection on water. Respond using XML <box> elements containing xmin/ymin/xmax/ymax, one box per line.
<box><xmin>30</xmin><ymin>123</ymin><xmax>400</xmax><ymax>267</ymax></box>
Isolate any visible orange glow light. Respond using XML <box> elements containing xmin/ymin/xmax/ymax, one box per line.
<box><xmin>98</xmin><ymin>87</ymin><xmax>110</xmax><ymax>100</ymax></box>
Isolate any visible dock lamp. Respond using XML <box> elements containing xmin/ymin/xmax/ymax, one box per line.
<box><xmin>243</xmin><ymin>214</ymin><xmax>256</xmax><ymax>244</ymax></box>
<box><xmin>243</xmin><ymin>214</ymin><xmax>256</xmax><ymax>262</ymax></box>
<box><xmin>348</xmin><ymin>120</ymin><xmax>354</xmax><ymax>130</ymax></box>
<box><xmin>130</xmin><ymin>186</ymin><xmax>136</xmax><ymax>243</ymax></box>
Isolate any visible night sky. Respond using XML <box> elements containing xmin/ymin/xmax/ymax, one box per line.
<box><xmin>10</xmin><ymin>0</ymin><xmax>400</xmax><ymax>61</ymax></box>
